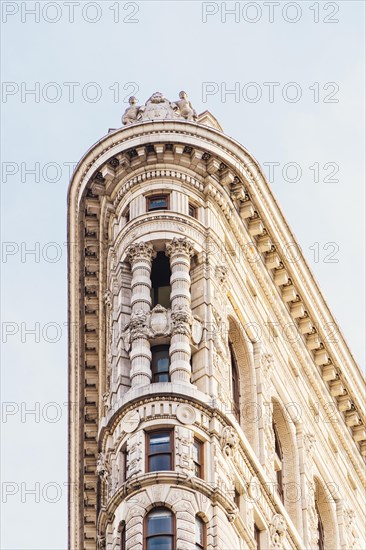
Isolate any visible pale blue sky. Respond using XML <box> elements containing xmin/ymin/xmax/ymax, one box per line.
<box><xmin>1</xmin><ymin>1</ymin><xmax>365</xmax><ymax>548</ymax></box>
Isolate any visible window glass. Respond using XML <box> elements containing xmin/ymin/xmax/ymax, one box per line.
<box><xmin>151</xmin><ymin>346</ymin><xmax>170</xmax><ymax>383</ymax></box>
<box><xmin>195</xmin><ymin>516</ymin><xmax>205</xmax><ymax>550</ymax></box>
<box><xmin>146</xmin><ymin>508</ymin><xmax>174</xmax><ymax>550</ymax></box>
<box><xmin>193</xmin><ymin>439</ymin><xmax>203</xmax><ymax>478</ymax></box>
<box><xmin>147</xmin><ymin>431</ymin><xmax>172</xmax><ymax>472</ymax></box>
<box><xmin>148</xmin><ymin>195</ymin><xmax>169</xmax><ymax>211</ymax></box>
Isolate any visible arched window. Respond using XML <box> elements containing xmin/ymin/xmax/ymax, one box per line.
<box><xmin>195</xmin><ymin>516</ymin><xmax>206</xmax><ymax>550</ymax></box>
<box><xmin>151</xmin><ymin>345</ymin><xmax>170</xmax><ymax>383</ymax></box>
<box><xmin>151</xmin><ymin>251</ymin><xmax>171</xmax><ymax>309</ymax></box>
<box><xmin>144</xmin><ymin>507</ymin><xmax>175</xmax><ymax>550</ymax></box>
<box><xmin>273</xmin><ymin>420</ymin><xmax>284</xmax><ymax>503</ymax></box>
<box><xmin>316</xmin><ymin>502</ymin><xmax>325</xmax><ymax>550</ymax></box>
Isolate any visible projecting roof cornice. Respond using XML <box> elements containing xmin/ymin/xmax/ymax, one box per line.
<box><xmin>68</xmin><ymin>120</ymin><xmax>365</xmax><ymax>464</ymax></box>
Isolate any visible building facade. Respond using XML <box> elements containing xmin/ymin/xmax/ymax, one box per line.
<box><xmin>68</xmin><ymin>92</ymin><xmax>366</xmax><ymax>550</ymax></box>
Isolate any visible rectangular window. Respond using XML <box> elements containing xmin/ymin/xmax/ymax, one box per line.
<box><xmin>147</xmin><ymin>430</ymin><xmax>173</xmax><ymax>472</ymax></box>
<box><xmin>147</xmin><ymin>194</ymin><xmax>169</xmax><ymax>212</ymax></box>
<box><xmin>193</xmin><ymin>438</ymin><xmax>203</xmax><ymax>479</ymax></box>
<box><xmin>189</xmin><ymin>203</ymin><xmax>197</xmax><ymax>218</ymax></box>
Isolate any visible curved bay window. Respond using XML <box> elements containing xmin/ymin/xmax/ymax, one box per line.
<box><xmin>229</xmin><ymin>341</ymin><xmax>240</xmax><ymax>421</ymax></box>
<box><xmin>146</xmin><ymin>430</ymin><xmax>173</xmax><ymax>472</ymax></box>
<box><xmin>151</xmin><ymin>251</ymin><xmax>171</xmax><ymax>309</ymax></box>
<box><xmin>151</xmin><ymin>345</ymin><xmax>170</xmax><ymax>383</ymax></box>
<box><xmin>144</xmin><ymin>507</ymin><xmax>175</xmax><ymax>550</ymax></box>
<box><xmin>195</xmin><ymin>516</ymin><xmax>206</xmax><ymax>550</ymax></box>
<box><xmin>273</xmin><ymin>421</ymin><xmax>284</xmax><ymax>503</ymax></box>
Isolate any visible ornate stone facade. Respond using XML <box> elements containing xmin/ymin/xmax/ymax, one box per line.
<box><xmin>68</xmin><ymin>92</ymin><xmax>365</xmax><ymax>549</ymax></box>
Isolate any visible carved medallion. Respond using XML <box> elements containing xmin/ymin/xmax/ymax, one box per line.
<box><xmin>122</xmin><ymin>410</ymin><xmax>140</xmax><ymax>433</ymax></box>
<box><xmin>176</xmin><ymin>404</ymin><xmax>196</xmax><ymax>425</ymax></box>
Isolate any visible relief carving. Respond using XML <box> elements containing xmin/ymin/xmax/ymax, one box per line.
<box><xmin>96</xmin><ymin>453</ymin><xmax>110</xmax><ymax>483</ymax></box>
<box><xmin>171</xmin><ymin>304</ymin><xmax>192</xmax><ymax>336</ymax></box>
<box><xmin>221</xmin><ymin>425</ymin><xmax>239</xmax><ymax>458</ymax></box>
<box><xmin>269</xmin><ymin>513</ymin><xmax>287</xmax><ymax>549</ymax></box>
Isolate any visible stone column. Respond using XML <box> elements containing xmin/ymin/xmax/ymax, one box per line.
<box><xmin>166</xmin><ymin>238</ymin><xmax>194</xmax><ymax>384</ymax></box>
<box><xmin>126</xmin><ymin>242</ymin><xmax>156</xmax><ymax>387</ymax></box>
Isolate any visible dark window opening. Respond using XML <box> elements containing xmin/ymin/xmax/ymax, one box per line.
<box><xmin>193</xmin><ymin>438</ymin><xmax>203</xmax><ymax>479</ymax></box>
<box><xmin>273</xmin><ymin>421</ymin><xmax>284</xmax><ymax>503</ymax></box>
<box><xmin>151</xmin><ymin>345</ymin><xmax>170</xmax><ymax>383</ymax></box>
<box><xmin>151</xmin><ymin>251</ymin><xmax>171</xmax><ymax>309</ymax></box>
<box><xmin>316</xmin><ymin>503</ymin><xmax>325</xmax><ymax>550</ymax></box>
<box><xmin>147</xmin><ymin>430</ymin><xmax>173</xmax><ymax>472</ymax></box>
<box><xmin>229</xmin><ymin>341</ymin><xmax>240</xmax><ymax>421</ymax></box>
<box><xmin>147</xmin><ymin>194</ymin><xmax>170</xmax><ymax>212</ymax></box>
<box><xmin>144</xmin><ymin>507</ymin><xmax>175</xmax><ymax>550</ymax></box>
<box><xmin>189</xmin><ymin>203</ymin><xmax>198</xmax><ymax>218</ymax></box>
<box><xmin>121</xmin><ymin>444</ymin><xmax>127</xmax><ymax>482</ymax></box>
<box><xmin>120</xmin><ymin>524</ymin><xmax>126</xmax><ymax>550</ymax></box>
<box><xmin>254</xmin><ymin>524</ymin><xmax>261</xmax><ymax>550</ymax></box>
<box><xmin>234</xmin><ymin>489</ymin><xmax>240</xmax><ymax>509</ymax></box>
<box><xmin>195</xmin><ymin>516</ymin><xmax>206</xmax><ymax>550</ymax></box>
<box><xmin>123</xmin><ymin>207</ymin><xmax>130</xmax><ymax>223</ymax></box>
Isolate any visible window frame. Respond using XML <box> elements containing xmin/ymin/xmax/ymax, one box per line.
<box><xmin>143</xmin><ymin>507</ymin><xmax>175</xmax><ymax>550</ymax></box>
<box><xmin>146</xmin><ymin>194</ymin><xmax>170</xmax><ymax>212</ymax></box>
<box><xmin>193</xmin><ymin>438</ymin><xmax>204</xmax><ymax>479</ymax></box>
<box><xmin>146</xmin><ymin>429</ymin><xmax>174</xmax><ymax>473</ymax></box>
<box><xmin>195</xmin><ymin>515</ymin><xmax>206</xmax><ymax>550</ymax></box>
<box><xmin>151</xmin><ymin>345</ymin><xmax>170</xmax><ymax>383</ymax></box>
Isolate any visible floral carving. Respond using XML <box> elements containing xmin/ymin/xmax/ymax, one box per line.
<box><xmin>129</xmin><ymin>310</ymin><xmax>150</xmax><ymax>340</ymax></box>
<box><xmin>166</xmin><ymin>237</ymin><xmax>194</xmax><ymax>258</ymax></box>
<box><xmin>126</xmin><ymin>241</ymin><xmax>156</xmax><ymax>264</ymax></box>
<box><xmin>269</xmin><ymin>513</ymin><xmax>287</xmax><ymax>549</ymax></box>
<box><xmin>171</xmin><ymin>304</ymin><xmax>192</xmax><ymax>336</ymax></box>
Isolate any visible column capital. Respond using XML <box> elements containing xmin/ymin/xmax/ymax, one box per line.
<box><xmin>126</xmin><ymin>241</ymin><xmax>156</xmax><ymax>264</ymax></box>
<box><xmin>166</xmin><ymin>237</ymin><xmax>194</xmax><ymax>258</ymax></box>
